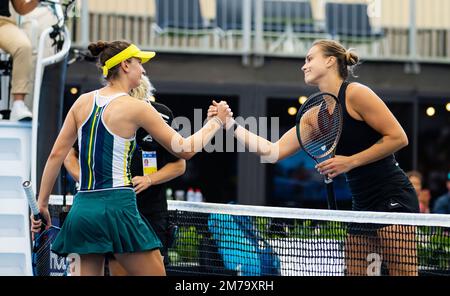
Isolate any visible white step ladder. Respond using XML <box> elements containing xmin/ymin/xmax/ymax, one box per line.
<box><xmin>0</xmin><ymin>121</ymin><xmax>32</xmax><ymax>275</ymax></box>
<box><xmin>0</xmin><ymin>50</ymin><xmax>11</xmax><ymax>114</ymax></box>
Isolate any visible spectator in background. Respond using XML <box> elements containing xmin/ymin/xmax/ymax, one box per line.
<box><xmin>407</xmin><ymin>171</ymin><xmax>431</xmax><ymax>213</ymax></box>
<box><xmin>0</xmin><ymin>0</ymin><xmax>39</xmax><ymax>121</ymax></box>
<box><xmin>432</xmin><ymin>172</ymin><xmax>450</xmax><ymax>214</ymax></box>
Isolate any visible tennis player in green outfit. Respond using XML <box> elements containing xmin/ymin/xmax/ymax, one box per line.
<box><xmin>30</xmin><ymin>40</ymin><xmax>232</xmax><ymax>276</ymax></box>
<box><xmin>64</xmin><ymin>75</ymin><xmax>186</xmax><ymax>274</ymax></box>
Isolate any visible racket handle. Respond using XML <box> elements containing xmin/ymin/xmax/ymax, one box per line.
<box><xmin>22</xmin><ymin>181</ymin><xmax>46</xmax><ymax>232</ymax></box>
<box><xmin>325</xmin><ymin>179</ymin><xmax>338</xmax><ymax>210</ymax></box>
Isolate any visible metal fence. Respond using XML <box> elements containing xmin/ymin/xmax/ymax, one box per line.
<box><xmin>68</xmin><ymin>0</ymin><xmax>450</xmax><ymax>64</ymax></box>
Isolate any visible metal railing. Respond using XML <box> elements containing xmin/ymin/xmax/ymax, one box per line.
<box><xmin>68</xmin><ymin>0</ymin><xmax>450</xmax><ymax>64</ymax></box>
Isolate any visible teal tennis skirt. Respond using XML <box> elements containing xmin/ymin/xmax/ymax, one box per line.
<box><xmin>51</xmin><ymin>188</ymin><xmax>162</xmax><ymax>256</ymax></box>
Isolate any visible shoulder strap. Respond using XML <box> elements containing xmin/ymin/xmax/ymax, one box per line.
<box><xmin>109</xmin><ymin>92</ymin><xmax>128</xmax><ymax>100</ymax></box>
<box><xmin>93</xmin><ymin>90</ymin><xmax>98</xmax><ymax>103</ymax></box>
<box><xmin>96</xmin><ymin>92</ymin><xmax>128</xmax><ymax>108</ymax></box>
<box><xmin>337</xmin><ymin>81</ymin><xmax>349</xmax><ymax>102</ymax></box>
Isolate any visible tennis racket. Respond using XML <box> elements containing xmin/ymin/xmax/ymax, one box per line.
<box><xmin>23</xmin><ymin>181</ymin><xmax>69</xmax><ymax>276</ymax></box>
<box><xmin>295</xmin><ymin>92</ymin><xmax>343</xmax><ymax>210</ymax></box>
<box><xmin>60</xmin><ymin>167</ymin><xmax>70</xmax><ymax>225</ymax></box>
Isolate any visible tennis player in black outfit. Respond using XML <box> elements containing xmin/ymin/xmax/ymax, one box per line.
<box><xmin>209</xmin><ymin>39</ymin><xmax>419</xmax><ymax>276</ymax></box>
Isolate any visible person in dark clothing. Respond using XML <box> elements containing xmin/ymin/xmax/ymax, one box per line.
<box><xmin>208</xmin><ymin>39</ymin><xmax>418</xmax><ymax>276</ymax></box>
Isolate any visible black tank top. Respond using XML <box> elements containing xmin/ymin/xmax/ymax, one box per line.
<box><xmin>336</xmin><ymin>81</ymin><xmax>382</xmax><ymax>157</ymax></box>
<box><xmin>0</xmin><ymin>0</ymin><xmax>10</xmax><ymax>17</ymax></box>
<box><xmin>335</xmin><ymin>81</ymin><xmax>413</xmax><ymax>210</ymax></box>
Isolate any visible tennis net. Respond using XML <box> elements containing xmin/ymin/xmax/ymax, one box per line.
<box><xmin>166</xmin><ymin>201</ymin><xmax>450</xmax><ymax>276</ymax></box>
<box><xmin>47</xmin><ymin>196</ymin><xmax>450</xmax><ymax>276</ymax></box>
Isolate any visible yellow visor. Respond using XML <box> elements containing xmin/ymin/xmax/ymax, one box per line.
<box><xmin>102</xmin><ymin>44</ymin><xmax>155</xmax><ymax>78</ymax></box>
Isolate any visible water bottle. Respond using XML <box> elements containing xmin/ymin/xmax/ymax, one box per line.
<box><xmin>166</xmin><ymin>188</ymin><xmax>173</xmax><ymax>200</ymax></box>
<box><xmin>186</xmin><ymin>188</ymin><xmax>195</xmax><ymax>202</ymax></box>
<box><xmin>175</xmin><ymin>190</ymin><xmax>185</xmax><ymax>201</ymax></box>
<box><xmin>194</xmin><ymin>189</ymin><xmax>203</xmax><ymax>202</ymax></box>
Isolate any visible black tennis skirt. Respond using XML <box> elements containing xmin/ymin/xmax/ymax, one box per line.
<box><xmin>345</xmin><ymin>157</ymin><xmax>419</xmax><ymax>236</ymax></box>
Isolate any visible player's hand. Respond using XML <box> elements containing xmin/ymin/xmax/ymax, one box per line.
<box><xmin>132</xmin><ymin>175</ymin><xmax>152</xmax><ymax>194</ymax></box>
<box><xmin>207</xmin><ymin>101</ymin><xmax>219</xmax><ymax>122</ymax></box>
<box><xmin>315</xmin><ymin>155</ymin><xmax>356</xmax><ymax>179</ymax></box>
<box><xmin>30</xmin><ymin>206</ymin><xmax>51</xmax><ymax>234</ymax></box>
<box><xmin>211</xmin><ymin>100</ymin><xmax>234</xmax><ymax>129</ymax></box>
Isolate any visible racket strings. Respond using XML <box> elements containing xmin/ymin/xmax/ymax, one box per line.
<box><xmin>303</xmin><ymin>128</ymin><xmax>338</xmax><ymax>150</ymax></box>
<box><xmin>299</xmin><ymin>94</ymin><xmax>342</xmax><ymax>159</ymax></box>
<box><xmin>33</xmin><ymin>228</ymin><xmax>67</xmax><ymax>276</ymax></box>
